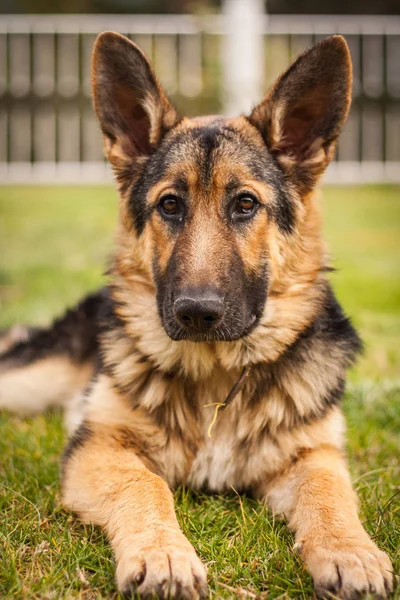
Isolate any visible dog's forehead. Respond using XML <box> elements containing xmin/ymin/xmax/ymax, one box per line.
<box><xmin>130</xmin><ymin>115</ymin><xmax>290</xmax><ymax>234</ymax></box>
<box><xmin>160</xmin><ymin>116</ymin><xmax>277</xmax><ymax>189</ymax></box>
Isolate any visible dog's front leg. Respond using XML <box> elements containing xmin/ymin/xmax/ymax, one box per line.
<box><xmin>62</xmin><ymin>419</ymin><xmax>207</xmax><ymax>599</ymax></box>
<box><xmin>264</xmin><ymin>446</ymin><xmax>393</xmax><ymax>599</ymax></box>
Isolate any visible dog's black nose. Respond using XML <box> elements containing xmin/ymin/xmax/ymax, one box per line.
<box><xmin>174</xmin><ymin>290</ymin><xmax>224</xmax><ymax>331</ymax></box>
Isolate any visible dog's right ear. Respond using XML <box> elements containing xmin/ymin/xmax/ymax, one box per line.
<box><xmin>248</xmin><ymin>35</ymin><xmax>352</xmax><ymax>193</ymax></box>
<box><xmin>92</xmin><ymin>32</ymin><xmax>180</xmax><ymax>171</ymax></box>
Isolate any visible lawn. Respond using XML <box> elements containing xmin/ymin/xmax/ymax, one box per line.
<box><xmin>0</xmin><ymin>185</ymin><xmax>399</xmax><ymax>599</ymax></box>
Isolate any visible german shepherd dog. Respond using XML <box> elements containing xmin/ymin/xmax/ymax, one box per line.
<box><xmin>0</xmin><ymin>33</ymin><xmax>394</xmax><ymax>599</ymax></box>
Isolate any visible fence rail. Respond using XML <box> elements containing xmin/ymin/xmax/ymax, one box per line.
<box><xmin>0</xmin><ymin>13</ymin><xmax>399</xmax><ymax>184</ymax></box>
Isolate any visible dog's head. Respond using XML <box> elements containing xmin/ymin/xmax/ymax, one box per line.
<box><xmin>92</xmin><ymin>32</ymin><xmax>352</xmax><ymax>343</ymax></box>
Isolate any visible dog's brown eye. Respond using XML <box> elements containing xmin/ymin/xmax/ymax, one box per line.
<box><xmin>231</xmin><ymin>194</ymin><xmax>258</xmax><ymax>222</ymax></box>
<box><xmin>159</xmin><ymin>195</ymin><xmax>184</xmax><ymax>221</ymax></box>
<box><xmin>237</xmin><ymin>196</ymin><xmax>255</xmax><ymax>213</ymax></box>
<box><xmin>162</xmin><ymin>197</ymin><xmax>177</xmax><ymax>213</ymax></box>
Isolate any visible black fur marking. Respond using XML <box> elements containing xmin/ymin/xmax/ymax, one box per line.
<box><xmin>113</xmin><ymin>426</ymin><xmax>161</xmax><ymax>474</ymax></box>
<box><xmin>134</xmin><ymin>370</ymin><xmax>153</xmax><ymax>400</ymax></box>
<box><xmin>323</xmin><ymin>378</ymin><xmax>346</xmax><ymax>408</ymax></box>
<box><xmin>188</xmin><ymin>125</ymin><xmax>229</xmax><ymax>186</ymax></box>
<box><xmin>129</xmin><ymin>150</ymin><xmax>168</xmax><ymax>234</ymax></box>
<box><xmin>152</xmin><ymin>376</ymin><xmax>199</xmax><ymax>442</ymax></box>
<box><xmin>243</xmin><ymin>117</ymin><xmax>297</xmax><ymax>234</ymax></box>
<box><xmin>242</xmin><ymin>265</ymin><xmax>269</xmax><ymax>336</ymax></box>
<box><xmin>171</xmin><ymin>176</ymin><xmax>189</xmax><ymax>196</ymax></box>
<box><xmin>154</xmin><ymin>231</ymin><xmax>267</xmax><ymax>342</ymax></box>
<box><xmin>95</xmin><ymin>288</ymin><xmax>163</xmax><ymax>399</ymax></box>
<box><xmin>313</xmin><ymin>285</ymin><xmax>363</xmax><ymax>359</ymax></box>
<box><xmin>0</xmin><ymin>289</ymin><xmax>110</xmax><ymax>370</ymax></box>
<box><xmin>281</xmin><ymin>284</ymin><xmax>362</xmax><ymax>371</ymax></box>
<box><xmin>137</xmin><ymin>354</ymin><xmax>150</xmax><ymax>364</ymax></box>
<box><xmin>62</xmin><ymin>421</ymin><xmax>92</xmax><ymax>472</ymax></box>
<box><xmin>273</xmin><ymin>185</ymin><xmax>296</xmax><ymax>235</ymax></box>
<box><xmin>97</xmin><ymin>286</ymin><xmax>128</xmax><ymax>339</ymax></box>
<box><xmin>250</xmin><ymin>284</ymin><xmax>362</xmax><ymax>427</ymax></box>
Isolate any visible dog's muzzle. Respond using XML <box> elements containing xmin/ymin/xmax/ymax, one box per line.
<box><xmin>173</xmin><ymin>288</ymin><xmax>224</xmax><ymax>333</ymax></box>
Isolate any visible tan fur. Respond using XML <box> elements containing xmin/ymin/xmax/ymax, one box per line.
<box><xmin>63</xmin><ymin>375</ymin><xmax>207</xmax><ymax>598</ymax></box>
<box><xmin>69</xmin><ymin>373</ymin><xmax>347</xmax><ymax>493</ymax></box>
<box><xmin>0</xmin><ymin>356</ymin><xmax>93</xmax><ymax>414</ymax></box>
<box><xmin>264</xmin><ymin>447</ymin><xmax>393</xmax><ymax>598</ymax></box>
<box><xmin>64</xmin><ymin>437</ymin><xmax>207</xmax><ymax>598</ymax></box>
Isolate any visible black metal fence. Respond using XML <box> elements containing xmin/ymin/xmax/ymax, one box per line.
<box><xmin>0</xmin><ymin>14</ymin><xmax>399</xmax><ymax>183</ymax></box>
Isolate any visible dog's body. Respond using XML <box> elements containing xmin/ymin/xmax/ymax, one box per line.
<box><xmin>0</xmin><ymin>33</ymin><xmax>394</xmax><ymax>599</ymax></box>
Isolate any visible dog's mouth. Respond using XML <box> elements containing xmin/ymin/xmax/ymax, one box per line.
<box><xmin>157</xmin><ymin>284</ymin><xmax>264</xmax><ymax>343</ymax></box>
<box><xmin>162</xmin><ymin>312</ymin><xmax>259</xmax><ymax>343</ymax></box>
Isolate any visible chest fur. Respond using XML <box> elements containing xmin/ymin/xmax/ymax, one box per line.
<box><xmin>157</xmin><ymin>369</ymin><xmax>346</xmax><ymax>493</ymax></box>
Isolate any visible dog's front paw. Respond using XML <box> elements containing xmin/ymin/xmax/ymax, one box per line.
<box><xmin>297</xmin><ymin>535</ymin><xmax>393</xmax><ymax>599</ymax></box>
<box><xmin>116</xmin><ymin>534</ymin><xmax>208</xmax><ymax>599</ymax></box>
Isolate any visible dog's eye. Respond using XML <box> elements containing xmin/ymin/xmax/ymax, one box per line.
<box><xmin>159</xmin><ymin>195</ymin><xmax>183</xmax><ymax>220</ymax></box>
<box><xmin>231</xmin><ymin>194</ymin><xmax>258</xmax><ymax>222</ymax></box>
<box><xmin>237</xmin><ymin>196</ymin><xmax>255</xmax><ymax>213</ymax></box>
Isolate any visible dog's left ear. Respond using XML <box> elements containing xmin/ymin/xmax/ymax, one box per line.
<box><xmin>92</xmin><ymin>31</ymin><xmax>180</xmax><ymax>172</ymax></box>
<box><xmin>248</xmin><ymin>35</ymin><xmax>352</xmax><ymax>191</ymax></box>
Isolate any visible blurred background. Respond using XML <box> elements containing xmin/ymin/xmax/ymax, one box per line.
<box><xmin>0</xmin><ymin>0</ymin><xmax>399</xmax><ymax>380</ymax></box>
<box><xmin>0</xmin><ymin>0</ymin><xmax>400</xmax><ymax>183</ymax></box>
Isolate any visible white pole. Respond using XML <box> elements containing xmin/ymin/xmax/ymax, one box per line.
<box><xmin>222</xmin><ymin>0</ymin><xmax>266</xmax><ymax>116</ymax></box>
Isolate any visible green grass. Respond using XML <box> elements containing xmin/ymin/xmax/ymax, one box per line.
<box><xmin>0</xmin><ymin>185</ymin><xmax>399</xmax><ymax>599</ymax></box>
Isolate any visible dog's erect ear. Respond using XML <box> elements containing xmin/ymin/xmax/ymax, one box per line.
<box><xmin>92</xmin><ymin>32</ymin><xmax>180</xmax><ymax>170</ymax></box>
<box><xmin>248</xmin><ymin>35</ymin><xmax>352</xmax><ymax>191</ymax></box>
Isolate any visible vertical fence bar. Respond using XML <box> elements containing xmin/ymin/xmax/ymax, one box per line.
<box><xmin>33</xmin><ymin>33</ymin><xmax>55</xmax><ymax>98</ymax></box>
<box><xmin>57</xmin><ymin>33</ymin><xmax>80</xmax><ymax>164</ymax></box>
<box><xmin>33</xmin><ymin>33</ymin><xmax>56</xmax><ymax>165</ymax></box>
<box><xmin>178</xmin><ymin>33</ymin><xmax>203</xmax><ymax>97</ymax></box>
<box><xmin>9</xmin><ymin>32</ymin><xmax>30</xmax><ymax>98</ymax></box>
<box><xmin>9</xmin><ymin>33</ymin><xmax>31</xmax><ymax>166</ymax></box>
<box><xmin>264</xmin><ymin>33</ymin><xmax>289</xmax><ymax>89</ymax></box>
<box><xmin>0</xmin><ymin>15</ymin><xmax>399</xmax><ymax>183</ymax></box>
<box><xmin>387</xmin><ymin>35</ymin><xmax>400</xmax><ymax>98</ymax></box>
<box><xmin>0</xmin><ymin>33</ymin><xmax>7</xmax><ymax>97</ymax></box>
<box><xmin>0</xmin><ymin>32</ymin><xmax>7</xmax><ymax>170</ymax></box>
<box><xmin>363</xmin><ymin>34</ymin><xmax>384</xmax><ymax>98</ymax></box>
<box><xmin>337</xmin><ymin>34</ymin><xmax>361</xmax><ymax>163</ymax></box>
<box><xmin>358</xmin><ymin>34</ymin><xmax>364</xmax><ymax>166</ymax></box>
<box><xmin>154</xmin><ymin>34</ymin><xmax>178</xmax><ymax>95</ymax></box>
<box><xmin>81</xmin><ymin>33</ymin><xmax>96</xmax><ymax>98</ymax></box>
<box><xmin>222</xmin><ymin>0</ymin><xmax>265</xmax><ymax>115</ymax></box>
